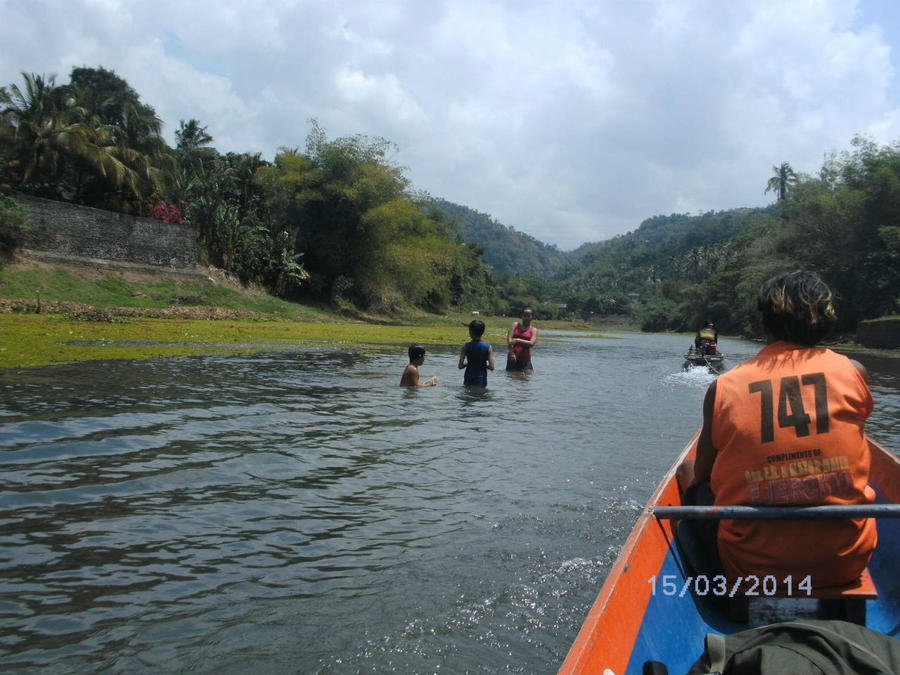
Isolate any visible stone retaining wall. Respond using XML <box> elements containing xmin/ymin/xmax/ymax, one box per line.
<box><xmin>12</xmin><ymin>193</ymin><xmax>200</xmax><ymax>273</ymax></box>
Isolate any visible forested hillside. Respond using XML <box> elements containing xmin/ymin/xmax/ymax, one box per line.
<box><xmin>430</xmin><ymin>198</ymin><xmax>567</xmax><ymax>278</ymax></box>
<box><xmin>552</xmin><ymin>208</ymin><xmax>772</xmax><ymax>324</ymax></box>
<box><xmin>546</xmin><ymin>138</ymin><xmax>900</xmax><ymax>335</ymax></box>
<box><xmin>434</xmin><ymin>147</ymin><xmax>899</xmax><ymax>337</ymax></box>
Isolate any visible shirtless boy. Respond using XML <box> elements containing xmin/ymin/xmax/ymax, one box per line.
<box><xmin>400</xmin><ymin>344</ymin><xmax>439</xmax><ymax>387</ymax></box>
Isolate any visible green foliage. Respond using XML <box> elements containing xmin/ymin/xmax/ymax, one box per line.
<box><xmin>493</xmin><ymin>273</ymin><xmax>559</xmax><ymax>318</ymax></box>
<box><xmin>0</xmin><ymin>68</ymin><xmax>172</xmax><ymax>210</ymax></box>
<box><xmin>879</xmin><ymin>225</ymin><xmax>900</xmax><ymax>257</ymax></box>
<box><xmin>430</xmin><ymin>198</ymin><xmax>567</xmax><ymax>278</ymax></box>
<box><xmin>177</xmin><ymin>144</ymin><xmax>306</xmax><ymax>296</ymax></box>
<box><xmin>552</xmin><ymin>208</ymin><xmax>767</xmax><ymax>324</ymax></box>
<box><xmin>2</xmin><ymin>64</ymin><xmax>501</xmax><ymax>316</ymax></box>
<box><xmin>0</xmin><ymin>194</ymin><xmax>31</xmax><ymax>258</ymax></box>
<box><xmin>254</xmin><ymin>124</ymin><xmax>499</xmax><ymax>314</ymax></box>
<box><xmin>547</xmin><ymin>137</ymin><xmax>900</xmax><ymax>335</ymax></box>
<box><xmin>768</xmin><ymin>137</ymin><xmax>900</xmax><ymax>329</ymax></box>
<box><xmin>637</xmin><ymin>297</ymin><xmax>678</xmax><ymax>332</ymax></box>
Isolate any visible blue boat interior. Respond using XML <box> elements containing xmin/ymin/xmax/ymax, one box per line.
<box><xmin>626</xmin><ymin>487</ymin><xmax>900</xmax><ymax>675</ymax></box>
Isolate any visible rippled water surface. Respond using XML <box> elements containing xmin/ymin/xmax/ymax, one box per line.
<box><xmin>1</xmin><ymin>332</ymin><xmax>897</xmax><ymax>673</ymax></box>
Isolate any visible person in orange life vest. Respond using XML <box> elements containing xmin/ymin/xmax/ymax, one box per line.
<box><xmin>677</xmin><ymin>270</ymin><xmax>876</xmax><ymax>587</ymax></box>
<box><xmin>506</xmin><ymin>308</ymin><xmax>538</xmax><ymax>373</ymax></box>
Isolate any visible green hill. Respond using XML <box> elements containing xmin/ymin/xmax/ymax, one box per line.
<box><xmin>430</xmin><ymin>198</ymin><xmax>569</xmax><ymax>278</ymax></box>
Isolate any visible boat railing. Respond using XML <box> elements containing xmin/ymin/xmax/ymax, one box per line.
<box><xmin>651</xmin><ymin>504</ymin><xmax>900</xmax><ymax>519</ymax></box>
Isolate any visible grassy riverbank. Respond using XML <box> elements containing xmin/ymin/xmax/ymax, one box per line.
<box><xmin>0</xmin><ymin>258</ymin><xmax>330</xmax><ymax>320</ymax></box>
<box><xmin>0</xmin><ymin>259</ymin><xmax>618</xmax><ymax>368</ymax></box>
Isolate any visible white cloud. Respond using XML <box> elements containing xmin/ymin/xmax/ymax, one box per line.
<box><xmin>1</xmin><ymin>0</ymin><xmax>898</xmax><ymax>249</ymax></box>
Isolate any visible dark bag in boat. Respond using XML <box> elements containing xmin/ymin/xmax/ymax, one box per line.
<box><xmin>687</xmin><ymin>619</ymin><xmax>900</xmax><ymax>675</ymax></box>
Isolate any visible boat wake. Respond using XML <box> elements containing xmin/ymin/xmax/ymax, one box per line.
<box><xmin>664</xmin><ymin>367</ymin><xmax>718</xmax><ymax>389</ymax></box>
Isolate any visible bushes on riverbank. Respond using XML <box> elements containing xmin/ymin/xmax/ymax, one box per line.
<box><xmin>857</xmin><ymin>317</ymin><xmax>900</xmax><ymax>349</ymax></box>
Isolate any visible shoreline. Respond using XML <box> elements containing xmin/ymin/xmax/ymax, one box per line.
<box><xmin>0</xmin><ymin>311</ymin><xmax>620</xmax><ymax>369</ymax></box>
<box><xmin>0</xmin><ymin>257</ymin><xmax>632</xmax><ymax>369</ymax></box>
<box><xmin>4</xmin><ymin>304</ymin><xmax>894</xmax><ymax>371</ymax></box>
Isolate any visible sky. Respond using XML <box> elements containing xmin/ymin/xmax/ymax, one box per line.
<box><xmin>2</xmin><ymin>0</ymin><xmax>899</xmax><ymax>250</ymax></box>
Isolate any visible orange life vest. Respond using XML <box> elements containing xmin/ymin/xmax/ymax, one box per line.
<box><xmin>709</xmin><ymin>341</ymin><xmax>876</xmax><ymax>587</ymax></box>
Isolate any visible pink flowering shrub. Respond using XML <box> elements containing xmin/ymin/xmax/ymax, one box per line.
<box><xmin>146</xmin><ymin>199</ymin><xmax>186</xmax><ymax>225</ymax></box>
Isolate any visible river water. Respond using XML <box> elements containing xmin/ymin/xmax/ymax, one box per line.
<box><xmin>0</xmin><ymin>331</ymin><xmax>897</xmax><ymax>673</ymax></box>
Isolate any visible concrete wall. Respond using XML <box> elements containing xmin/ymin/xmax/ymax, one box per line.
<box><xmin>13</xmin><ymin>193</ymin><xmax>200</xmax><ymax>273</ymax></box>
<box><xmin>856</xmin><ymin>317</ymin><xmax>900</xmax><ymax>349</ymax></box>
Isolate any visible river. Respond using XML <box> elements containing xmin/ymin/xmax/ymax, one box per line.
<box><xmin>0</xmin><ymin>331</ymin><xmax>897</xmax><ymax>673</ymax></box>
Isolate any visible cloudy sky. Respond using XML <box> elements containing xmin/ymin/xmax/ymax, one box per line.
<box><xmin>2</xmin><ymin>0</ymin><xmax>899</xmax><ymax>250</ymax></box>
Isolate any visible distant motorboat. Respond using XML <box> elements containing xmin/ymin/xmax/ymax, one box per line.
<box><xmin>683</xmin><ymin>347</ymin><xmax>725</xmax><ymax>371</ymax></box>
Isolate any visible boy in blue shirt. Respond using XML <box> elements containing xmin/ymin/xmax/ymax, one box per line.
<box><xmin>458</xmin><ymin>319</ymin><xmax>495</xmax><ymax>387</ymax></box>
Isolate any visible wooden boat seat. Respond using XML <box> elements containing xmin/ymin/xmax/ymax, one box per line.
<box><xmin>807</xmin><ymin>567</ymin><xmax>878</xmax><ymax>600</ymax></box>
<box><xmin>729</xmin><ymin>567</ymin><xmax>877</xmax><ymax>625</ymax></box>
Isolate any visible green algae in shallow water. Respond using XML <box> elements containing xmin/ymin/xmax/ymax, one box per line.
<box><xmin>1</xmin><ymin>315</ymin><xmax>231</xmax><ymax>368</ymax></box>
<box><xmin>0</xmin><ymin>314</ymin><xmax>611</xmax><ymax>369</ymax></box>
<box><xmin>0</xmin><ymin>315</ymin><xmax>496</xmax><ymax>368</ymax></box>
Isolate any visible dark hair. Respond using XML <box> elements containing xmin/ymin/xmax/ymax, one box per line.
<box><xmin>757</xmin><ymin>270</ymin><xmax>837</xmax><ymax>346</ymax></box>
<box><xmin>468</xmin><ymin>319</ymin><xmax>486</xmax><ymax>337</ymax></box>
<box><xmin>408</xmin><ymin>344</ymin><xmax>426</xmax><ymax>361</ymax></box>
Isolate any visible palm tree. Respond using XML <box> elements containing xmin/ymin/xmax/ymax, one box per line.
<box><xmin>174</xmin><ymin>119</ymin><xmax>218</xmax><ymax>197</ymax></box>
<box><xmin>67</xmin><ymin>66</ymin><xmax>165</xmax><ymax>154</ymax></box>
<box><xmin>765</xmin><ymin>162</ymin><xmax>798</xmax><ymax>201</ymax></box>
<box><xmin>66</xmin><ymin>67</ymin><xmax>173</xmax><ymax>206</ymax></box>
<box><xmin>1</xmin><ymin>72</ymin><xmax>170</xmax><ymax>205</ymax></box>
<box><xmin>176</xmin><ymin>119</ymin><xmax>213</xmax><ymax>152</ymax></box>
<box><xmin>0</xmin><ymin>72</ymin><xmax>70</xmax><ymax>185</ymax></box>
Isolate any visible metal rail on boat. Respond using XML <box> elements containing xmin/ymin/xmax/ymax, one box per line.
<box><xmin>652</xmin><ymin>504</ymin><xmax>900</xmax><ymax>519</ymax></box>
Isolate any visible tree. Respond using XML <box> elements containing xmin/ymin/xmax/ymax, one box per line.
<box><xmin>0</xmin><ymin>195</ymin><xmax>31</xmax><ymax>259</ymax></box>
<box><xmin>1</xmin><ymin>72</ymin><xmax>132</xmax><ymax>200</ymax></box>
<box><xmin>172</xmin><ymin>118</ymin><xmax>219</xmax><ymax>205</ymax></box>
<box><xmin>765</xmin><ymin>161</ymin><xmax>798</xmax><ymax>201</ymax></box>
<box><xmin>176</xmin><ymin>119</ymin><xmax>213</xmax><ymax>152</ymax></box>
<box><xmin>259</xmin><ymin>124</ymin><xmax>408</xmax><ymax>301</ymax></box>
<box><xmin>253</xmin><ymin>123</ymin><xmax>498</xmax><ymax>312</ymax></box>
<box><xmin>64</xmin><ymin>66</ymin><xmax>172</xmax><ymax>208</ymax></box>
<box><xmin>1</xmin><ymin>70</ymin><xmax>173</xmax><ymax>208</ymax></box>
<box><xmin>67</xmin><ymin>66</ymin><xmax>164</xmax><ymax>155</ymax></box>
<box><xmin>175</xmin><ymin>119</ymin><xmax>216</xmax><ymax>176</ymax></box>
<box><xmin>0</xmin><ymin>73</ymin><xmax>72</xmax><ymax>187</ymax></box>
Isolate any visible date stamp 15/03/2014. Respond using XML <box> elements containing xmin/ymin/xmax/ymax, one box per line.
<box><xmin>648</xmin><ymin>574</ymin><xmax>813</xmax><ymax>598</ymax></box>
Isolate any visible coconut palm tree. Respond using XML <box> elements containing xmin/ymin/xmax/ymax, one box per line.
<box><xmin>0</xmin><ymin>72</ymin><xmax>72</xmax><ymax>186</ymax></box>
<box><xmin>176</xmin><ymin>119</ymin><xmax>213</xmax><ymax>152</ymax></box>
<box><xmin>67</xmin><ymin>66</ymin><xmax>165</xmax><ymax>153</ymax></box>
<box><xmin>765</xmin><ymin>161</ymin><xmax>798</xmax><ymax>201</ymax></box>
<box><xmin>1</xmin><ymin>71</ymin><xmax>169</xmax><ymax>204</ymax></box>
<box><xmin>65</xmin><ymin>67</ymin><xmax>173</xmax><ymax>206</ymax></box>
<box><xmin>173</xmin><ymin>119</ymin><xmax>218</xmax><ymax>198</ymax></box>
